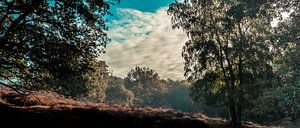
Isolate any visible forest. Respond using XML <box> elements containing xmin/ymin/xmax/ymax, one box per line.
<box><xmin>0</xmin><ymin>0</ymin><xmax>299</xmax><ymax>127</ymax></box>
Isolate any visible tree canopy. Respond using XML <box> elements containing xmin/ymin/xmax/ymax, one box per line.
<box><xmin>125</xmin><ymin>66</ymin><xmax>167</xmax><ymax>107</ymax></box>
<box><xmin>168</xmin><ymin>0</ymin><xmax>277</xmax><ymax>125</ymax></box>
<box><xmin>0</xmin><ymin>0</ymin><xmax>118</xmax><ymax>97</ymax></box>
<box><xmin>273</xmin><ymin>0</ymin><xmax>300</xmax><ymax>121</ymax></box>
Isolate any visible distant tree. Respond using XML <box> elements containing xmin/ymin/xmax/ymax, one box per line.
<box><xmin>165</xmin><ymin>79</ymin><xmax>200</xmax><ymax>112</ymax></box>
<box><xmin>125</xmin><ymin>66</ymin><xmax>167</xmax><ymax>107</ymax></box>
<box><xmin>168</xmin><ymin>0</ymin><xmax>276</xmax><ymax>125</ymax></box>
<box><xmin>106</xmin><ymin>76</ymin><xmax>134</xmax><ymax>106</ymax></box>
<box><xmin>86</xmin><ymin>61</ymin><xmax>110</xmax><ymax>101</ymax></box>
<box><xmin>0</xmin><ymin>0</ymin><xmax>118</xmax><ymax>97</ymax></box>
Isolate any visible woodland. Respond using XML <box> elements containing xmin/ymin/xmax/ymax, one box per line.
<box><xmin>0</xmin><ymin>0</ymin><xmax>299</xmax><ymax>127</ymax></box>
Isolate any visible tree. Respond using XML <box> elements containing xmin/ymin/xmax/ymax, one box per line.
<box><xmin>106</xmin><ymin>76</ymin><xmax>134</xmax><ymax>106</ymax></box>
<box><xmin>165</xmin><ymin>79</ymin><xmax>201</xmax><ymax>112</ymax></box>
<box><xmin>272</xmin><ymin>0</ymin><xmax>300</xmax><ymax>122</ymax></box>
<box><xmin>233</xmin><ymin>0</ymin><xmax>300</xmax><ymax>123</ymax></box>
<box><xmin>0</xmin><ymin>0</ymin><xmax>118</xmax><ymax>97</ymax></box>
<box><xmin>85</xmin><ymin>60</ymin><xmax>110</xmax><ymax>101</ymax></box>
<box><xmin>125</xmin><ymin>66</ymin><xmax>167</xmax><ymax>107</ymax></box>
<box><xmin>168</xmin><ymin>0</ymin><xmax>275</xmax><ymax>125</ymax></box>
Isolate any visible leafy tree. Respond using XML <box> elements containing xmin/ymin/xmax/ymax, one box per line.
<box><xmin>168</xmin><ymin>0</ymin><xmax>275</xmax><ymax>125</ymax></box>
<box><xmin>106</xmin><ymin>76</ymin><xmax>134</xmax><ymax>106</ymax></box>
<box><xmin>125</xmin><ymin>66</ymin><xmax>167</xmax><ymax>107</ymax></box>
<box><xmin>0</xmin><ymin>0</ymin><xmax>118</xmax><ymax>97</ymax></box>
<box><xmin>251</xmin><ymin>85</ymin><xmax>299</xmax><ymax>123</ymax></box>
<box><xmin>230</xmin><ymin>0</ymin><xmax>300</xmax><ymax>123</ymax></box>
<box><xmin>85</xmin><ymin>60</ymin><xmax>110</xmax><ymax>101</ymax></box>
<box><xmin>271</xmin><ymin>0</ymin><xmax>300</xmax><ymax>122</ymax></box>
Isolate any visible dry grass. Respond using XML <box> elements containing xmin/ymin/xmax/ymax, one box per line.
<box><xmin>0</xmin><ymin>87</ymin><xmax>276</xmax><ymax>128</ymax></box>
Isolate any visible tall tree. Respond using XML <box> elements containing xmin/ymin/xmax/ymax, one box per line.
<box><xmin>273</xmin><ymin>0</ymin><xmax>300</xmax><ymax>121</ymax></box>
<box><xmin>125</xmin><ymin>66</ymin><xmax>167</xmax><ymax>107</ymax></box>
<box><xmin>168</xmin><ymin>0</ymin><xmax>275</xmax><ymax>125</ymax></box>
<box><xmin>0</xmin><ymin>0</ymin><xmax>118</xmax><ymax>97</ymax></box>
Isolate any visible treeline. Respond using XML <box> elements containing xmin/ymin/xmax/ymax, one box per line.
<box><xmin>105</xmin><ymin>66</ymin><xmax>201</xmax><ymax>113</ymax></box>
<box><xmin>102</xmin><ymin>66</ymin><xmax>229</xmax><ymax>119</ymax></box>
<box><xmin>103</xmin><ymin>66</ymin><xmax>299</xmax><ymax>124</ymax></box>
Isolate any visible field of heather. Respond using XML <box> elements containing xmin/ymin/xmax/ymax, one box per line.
<box><xmin>0</xmin><ymin>87</ymin><xmax>271</xmax><ymax>128</ymax></box>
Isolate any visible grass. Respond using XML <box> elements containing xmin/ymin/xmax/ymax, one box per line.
<box><xmin>0</xmin><ymin>87</ymin><xmax>275</xmax><ymax>128</ymax></box>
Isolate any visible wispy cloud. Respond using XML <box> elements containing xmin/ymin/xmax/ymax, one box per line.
<box><xmin>102</xmin><ymin>8</ymin><xmax>188</xmax><ymax>80</ymax></box>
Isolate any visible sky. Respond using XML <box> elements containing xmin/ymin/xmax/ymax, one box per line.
<box><xmin>102</xmin><ymin>0</ymin><xmax>188</xmax><ymax>80</ymax></box>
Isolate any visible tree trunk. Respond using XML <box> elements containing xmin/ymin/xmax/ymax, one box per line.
<box><xmin>229</xmin><ymin>102</ymin><xmax>242</xmax><ymax>127</ymax></box>
<box><xmin>229</xmin><ymin>102</ymin><xmax>237</xmax><ymax>125</ymax></box>
<box><xmin>236</xmin><ymin>104</ymin><xmax>242</xmax><ymax>126</ymax></box>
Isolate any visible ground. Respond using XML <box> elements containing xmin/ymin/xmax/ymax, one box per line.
<box><xmin>0</xmin><ymin>87</ymin><xmax>274</xmax><ymax>128</ymax></box>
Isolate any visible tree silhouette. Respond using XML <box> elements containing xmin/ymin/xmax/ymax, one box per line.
<box><xmin>0</xmin><ymin>0</ymin><xmax>118</xmax><ymax>96</ymax></box>
<box><xmin>168</xmin><ymin>0</ymin><xmax>276</xmax><ymax>125</ymax></box>
<box><xmin>125</xmin><ymin>66</ymin><xmax>167</xmax><ymax>107</ymax></box>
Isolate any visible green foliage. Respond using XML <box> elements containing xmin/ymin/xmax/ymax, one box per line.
<box><xmin>247</xmin><ymin>86</ymin><xmax>286</xmax><ymax>122</ymax></box>
<box><xmin>106</xmin><ymin>76</ymin><xmax>134</xmax><ymax>106</ymax></box>
<box><xmin>247</xmin><ymin>85</ymin><xmax>300</xmax><ymax>123</ymax></box>
<box><xmin>268</xmin><ymin>2</ymin><xmax>300</xmax><ymax>121</ymax></box>
<box><xmin>86</xmin><ymin>61</ymin><xmax>110</xmax><ymax>101</ymax></box>
<box><xmin>125</xmin><ymin>66</ymin><xmax>167</xmax><ymax>107</ymax></box>
<box><xmin>269</xmin><ymin>0</ymin><xmax>300</xmax><ymax>122</ymax></box>
<box><xmin>165</xmin><ymin>79</ymin><xmax>201</xmax><ymax>112</ymax></box>
<box><xmin>104</xmin><ymin>74</ymin><xmax>203</xmax><ymax>113</ymax></box>
<box><xmin>190</xmin><ymin>73</ymin><xmax>227</xmax><ymax>107</ymax></box>
<box><xmin>105</xmin><ymin>75</ymin><xmax>202</xmax><ymax>112</ymax></box>
<box><xmin>0</xmin><ymin>0</ymin><xmax>118</xmax><ymax>97</ymax></box>
<box><xmin>168</xmin><ymin>0</ymin><xmax>276</xmax><ymax>125</ymax></box>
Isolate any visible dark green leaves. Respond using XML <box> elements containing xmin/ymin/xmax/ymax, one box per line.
<box><xmin>168</xmin><ymin>0</ymin><xmax>276</xmax><ymax>124</ymax></box>
<box><xmin>0</xmin><ymin>0</ymin><xmax>119</xmax><ymax>97</ymax></box>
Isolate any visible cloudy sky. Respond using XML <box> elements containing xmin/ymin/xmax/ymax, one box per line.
<box><xmin>101</xmin><ymin>0</ymin><xmax>188</xmax><ymax>80</ymax></box>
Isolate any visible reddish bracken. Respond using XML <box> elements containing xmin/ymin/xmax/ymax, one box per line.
<box><xmin>0</xmin><ymin>87</ymin><xmax>272</xmax><ymax>128</ymax></box>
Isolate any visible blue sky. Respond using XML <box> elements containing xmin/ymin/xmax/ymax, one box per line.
<box><xmin>107</xmin><ymin>0</ymin><xmax>175</xmax><ymax>21</ymax></box>
<box><xmin>103</xmin><ymin>0</ymin><xmax>187</xmax><ymax>80</ymax></box>
<box><xmin>112</xmin><ymin>0</ymin><xmax>174</xmax><ymax>12</ymax></box>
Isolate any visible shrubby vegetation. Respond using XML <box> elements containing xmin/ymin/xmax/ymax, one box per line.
<box><xmin>105</xmin><ymin>76</ymin><xmax>134</xmax><ymax>106</ymax></box>
<box><xmin>124</xmin><ymin>67</ymin><xmax>168</xmax><ymax>107</ymax></box>
<box><xmin>104</xmin><ymin>65</ymin><xmax>298</xmax><ymax>125</ymax></box>
<box><xmin>105</xmin><ymin>66</ymin><xmax>201</xmax><ymax>113</ymax></box>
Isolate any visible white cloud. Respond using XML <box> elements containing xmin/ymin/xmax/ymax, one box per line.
<box><xmin>102</xmin><ymin>8</ymin><xmax>188</xmax><ymax>80</ymax></box>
